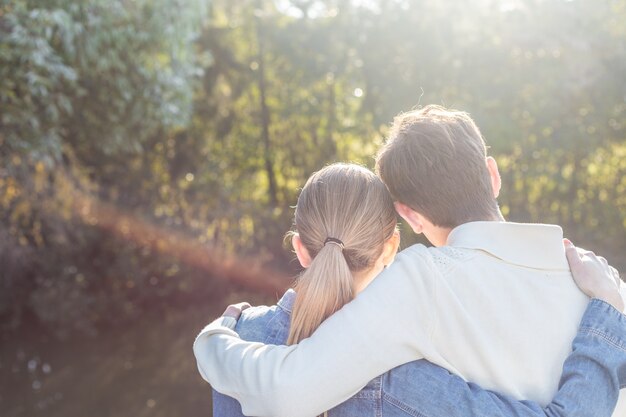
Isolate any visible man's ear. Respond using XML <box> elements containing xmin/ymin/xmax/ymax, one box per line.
<box><xmin>292</xmin><ymin>233</ymin><xmax>312</xmax><ymax>268</ymax></box>
<box><xmin>394</xmin><ymin>202</ymin><xmax>425</xmax><ymax>235</ymax></box>
<box><xmin>486</xmin><ymin>156</ymin><xmax>501</xmax><ymax>198</ymax></box>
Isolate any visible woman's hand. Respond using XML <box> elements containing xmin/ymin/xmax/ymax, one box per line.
<box><xmin>564</xmin><ymin>239</ymin><xmax>624</xmax><ymax>312</ymax></box>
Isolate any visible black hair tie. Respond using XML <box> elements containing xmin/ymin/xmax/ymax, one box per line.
<box><xmin>324</xmin><ymin>237</ymin><xmax>344</xmax><ymax>250</ymax></box>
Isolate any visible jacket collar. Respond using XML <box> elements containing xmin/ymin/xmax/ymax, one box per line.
<box><xmin>277</xmin><ymin>288</ymin><xmax>296</xmax><ymax>313</ymax></box>
<box><xmin>446</xmin><ymin>221</ymin><xmax>569</xmax><ymax>271</ymax></box>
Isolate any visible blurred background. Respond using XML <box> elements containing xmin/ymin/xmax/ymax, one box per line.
<box><xmin>1</xmin><ymin>0</ymin><xmax>626</xmax><ymax>416</ymax></box>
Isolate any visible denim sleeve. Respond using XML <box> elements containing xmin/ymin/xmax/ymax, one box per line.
<box><xmin>211</xmin><ymin>304</ymin><xmax>291</xmax><ymax>417</ymax></box>
<box><xmin>382</xmin><ymin>299</ymin><xmax>626</xmax><ymax>417</ymax></box>
<box><xmin>212</xmin><ymin>391</ymin><xmax>246</xmax><ymax>417</ymax></box>
<box><xmin>210</xmin><ymin>314</ymin><xmax>246</xmax><ymax>417</ymax></box>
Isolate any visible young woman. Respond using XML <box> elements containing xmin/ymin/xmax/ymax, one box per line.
<box><xmin>207</xmin><ymin>163</ymin><xmax>625</xmax><ymax>417</ymax></box>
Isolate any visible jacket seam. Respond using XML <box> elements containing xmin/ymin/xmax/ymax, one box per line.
<box><xmin>579</xmin><ymin>326</ymin><xmax>626</xmax><ymax>352</ymax></box>
<box><xmin>382</xmin><ymin>391</ymin><xmax>431</xmax><ymax>417</ymax></box>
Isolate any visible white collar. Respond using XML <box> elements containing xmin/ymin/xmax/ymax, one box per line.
<box><xmin>446</xmin><ymin>221</ymin><xmax>569</xmax><ymax>271</ymax></box>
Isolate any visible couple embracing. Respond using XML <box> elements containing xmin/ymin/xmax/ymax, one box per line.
<box><xmin>194</xmin><ymin>105</ymin><xmax>626</xmax><ymax>417</ymax></box>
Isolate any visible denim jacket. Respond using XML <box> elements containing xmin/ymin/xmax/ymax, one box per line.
<box><xmin>212</xmin><ymin>290</ymin><xmax>626</xmax><ymax>417</ymax></box>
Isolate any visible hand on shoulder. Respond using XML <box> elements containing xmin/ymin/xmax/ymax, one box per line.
<box><xmin>564</xmin><ymin>239</ymin><xmax>624</xmax><ymax>312</ymax></box>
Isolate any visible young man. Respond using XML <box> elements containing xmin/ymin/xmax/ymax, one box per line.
<box><xmin>194</xmin><ymin>106</ymin><xmax>626</xmax><ymax>416</ymax></box>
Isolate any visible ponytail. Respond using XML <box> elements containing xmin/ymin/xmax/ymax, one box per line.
<box><xmin>287</xmin><ymin>243</ymin><xmax>354</xmax><ymax>344</ymax></box>
<box><xmin>285</xmin><ymin>163</ymin><xmax>397</xmax><ymax>345</ymax></box>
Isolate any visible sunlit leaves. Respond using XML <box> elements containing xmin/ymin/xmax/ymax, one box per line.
<box><xmin>3</xmin><ymin>0</ymin><xmax>626</xmax><ymax>338</ymax></box>
<box><xmin>1</xmin><ymin>0</ymin><xmax>207</xmax><ymax>162</ymax></box>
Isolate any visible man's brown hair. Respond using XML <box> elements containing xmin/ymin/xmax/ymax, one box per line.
<box><xmin>375</xmin><ymin>105</ymin><xmax>499</xmax><ymax>228</ymax></box>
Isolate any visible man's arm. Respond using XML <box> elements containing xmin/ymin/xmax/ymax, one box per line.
<box><xmin>383</xmin><ymin>245</ymin><xmax>626</xmax><ymax>417</ymax></box>
<box><xmin>384</xmin><ymin>298</ymin><xmax>625</xmax><ymax>417</ymax></box>
<box><xmin>194</xmin><ymin>245</ymin><xmax>441</xmax><ymax>417</ymax></box>
<box><xmin>199</xmin><ymin>299</ymin><xmax>626</xmax><ymax>417</ymax></box>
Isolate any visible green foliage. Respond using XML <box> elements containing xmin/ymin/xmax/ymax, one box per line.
<box><xmin>0</xmin><ymin>0</ymin><xmax>209</xmax><ymax>335</ymax></box>
<box><xmin>0</xmin><ymin>1</ymin><xmax>78</xmax><ymax>159</ymax></box>
<box><xmin>0</xmin><ymin>0</ymin><xmax>205</xmax><ymax>161</ymax></box>
<box><xmin>1</xmin><ymin>0</ymin><xmax>626</xmax><ymax>340</ymax></box>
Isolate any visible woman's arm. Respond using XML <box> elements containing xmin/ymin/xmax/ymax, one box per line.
<box><xmin>201</xmin><ymin>299</ymin><xmax>626</xmax><ymax>417</ymax></box>
<box><xmin>197</xmin><ymin>248</ymin><xmax>626</xmax><ymax>417</ymax></box>
<box><xmin>207</xmin><ymin>298</ymin><xmax>625</xmax><ymax>417</ymax></box>
<box><xmin>210</xmin><ymin>302</ymin><xmax>251</xmax><ymax>417</ymax></box>
<box><xmin>379</xmin><ymin>244</ymin><xmax>625</xmax><ymax>417</ymax></box>
<box><xmin>378</xmin><ymin>298</ymin><xmax>625</xmax><ymax>417</ymax></box>
<box><xmin>212</xmin><ymin>390</ymin><xmax>246</xmax><ymax>417</ymax></box>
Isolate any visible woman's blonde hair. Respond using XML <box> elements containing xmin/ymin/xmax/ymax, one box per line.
<box><xmin>287</xmin><ymin>163</ymin><xmax>397</xmax><ymax>345</ymax></box>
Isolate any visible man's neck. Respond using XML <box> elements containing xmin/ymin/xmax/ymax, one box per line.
<box><xmin>426</xmin><ymin>226</ymin><xmax>453</xmax><ymax>247</ymax></box>
<box><xmin>429</xmin><ymin>211</ymin><xmax>505</xmax><ymax>247</ymax></box>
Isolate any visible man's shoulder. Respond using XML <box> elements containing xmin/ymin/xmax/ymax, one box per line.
<box><xmin>396</xmin><ymin>244</ymin><xmax>476</xmax><ymax>274</ymax></box>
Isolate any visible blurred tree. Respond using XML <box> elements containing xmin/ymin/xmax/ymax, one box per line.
<box><xmin>1</xmin><ymin>0</ymin><xmax>205</xmax><ymax>161</ymax></box>
<box><xmin>0</xmin><ymin>0</ymin><xmax>209</xmax><ymax>335</ymax></box>
<box><xmin>1</xmin><ymin>0</ymin><xmax>625</xmax><ymax>340</ymax></box>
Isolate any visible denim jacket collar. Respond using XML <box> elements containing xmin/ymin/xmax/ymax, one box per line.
<box><xmin>277</xmin><ymin>288</ymin><xmax>296</xmax><ymax>314</ymax></box>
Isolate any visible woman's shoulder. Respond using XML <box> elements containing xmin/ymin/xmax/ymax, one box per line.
<box><xmin>234</xmin><ymin>289</ymin><xmax>295</xmax><ymax>345</ymax></box>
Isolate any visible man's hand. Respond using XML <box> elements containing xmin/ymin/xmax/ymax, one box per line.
<box><xmin>222</xmin><ymin>302</ymin><xmax>251</xmax><ymax>320</ymax></box>
<box><xmin>564</xmin><ymin>239</ymin><xmax>624</xmax><ymax>312</ymax></box>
